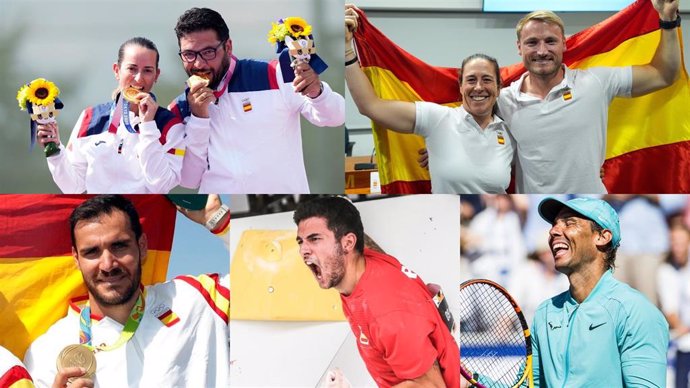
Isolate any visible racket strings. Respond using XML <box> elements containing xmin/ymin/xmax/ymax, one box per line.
<box><xmin>460</xmin><ymin>283</ymin><xmax>528</xmax><ymax>388</ymax></box>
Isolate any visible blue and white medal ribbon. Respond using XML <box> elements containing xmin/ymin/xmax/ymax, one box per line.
<box><xmin>121</xmin><ymin>99</ymin><xmax>138</xmax><ymax>134</ymax></box>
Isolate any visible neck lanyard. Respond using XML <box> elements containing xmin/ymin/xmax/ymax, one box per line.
<box><xmin>108</xmin><ymin>92</ymin><xmax>158</xmax><ymax>134</ymax></box>
<box><xmin>79</xmin><ymin>292</ymin><xmax>145</xmax><ymax>352</ymax></box>
<box><xmin>120</xmin><ymin>99</ymin><xmax>138</xmax><ymax>133</ymax></box>
<box><xmin>211</xmin><ymin>55</ymin><xmax>237</xmax><ymax>101</ymax></box>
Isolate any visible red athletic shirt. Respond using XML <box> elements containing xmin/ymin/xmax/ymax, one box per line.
<box><xmin>340</xmin><ymin>249</ymin><xmax>460</xmax><ymax>387</ymax></box>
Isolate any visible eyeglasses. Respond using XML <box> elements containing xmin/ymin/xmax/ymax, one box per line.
<box><xmin>178</xmin><ymin>41</ymin><xmax>225</xmax><ymax>63</ymax></box>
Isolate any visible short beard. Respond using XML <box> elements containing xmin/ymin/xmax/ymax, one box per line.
<box><xmin>324</xmin><ymin>243</ymin><xmax>347</xmax><ymax>289</ymax></box>
<box><xmin>83</xmin><ymin>256</ymin><xmax>142</xmax><ymax>307</ymax></box>
<box><xmin>527</xmin><ymin>58</ymin><xmax>562</xmax><ymax>78</ymax></box>
<box><xmin>209</xmin><ymin>53</ymin><xmax>230</xmax><ymax>90</ymax></box>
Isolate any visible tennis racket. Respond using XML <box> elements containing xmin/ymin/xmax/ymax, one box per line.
<box><xmin>458</xmin><ymin>279</ymin><xmax>533</xmax><ymax>388</ymax></box>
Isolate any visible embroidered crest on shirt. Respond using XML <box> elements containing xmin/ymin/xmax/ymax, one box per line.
<box><xmin>358</xmin><ymin>325</ymin><xmax>369</xmax><ymax>346</ymax></box>
<box><xmin>242</xmin><ymin>98</ymin><xmax>253</xmax><ymax>112</ymax></box>
<box><xmin>497</xmin><ymin>131</ymin><xmax>505</xmax><ymax>145</ymax></box>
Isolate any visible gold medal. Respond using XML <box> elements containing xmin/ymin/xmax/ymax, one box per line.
<box><xmin>56</xmin><ymin>344</ymin><xmax>96</xmax><ymax>379</ymax></box>
<box><xmin>122</xmin><ymin>86</ymin><xmax>145</xmax><ymax>104</ymax></box>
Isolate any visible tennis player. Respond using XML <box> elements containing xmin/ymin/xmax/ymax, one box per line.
<box><xmin>294</xmin><ymin>196</ymin><xmax>460</xmax><ymax>387</ymax></box>
<box><xmin>535</xmin><ymin>197</ymin><xmax>669</xmax><ymax>387</ymax></box>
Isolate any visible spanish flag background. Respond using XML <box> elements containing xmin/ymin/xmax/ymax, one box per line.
<box><xmin>354</xmin><ymin>0</ymin><xmax>690</xmax><ymax>193</ymax></box>
<box><xmin>0</xmin><ymin>195</ymin><xmax>175</xmax><ymax>359</ymax></box>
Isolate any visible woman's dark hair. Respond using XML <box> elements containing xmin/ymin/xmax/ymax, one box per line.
<box><xmin>458</xmin><ymin>53</ymin><xmax>502</xmax><ymax>88</ymax></box>
<box><xmin>117</xmin><ymin>37</ymin><xmax>159</xmax><ymax>68</ymax></box>
<box><xmin>457</xmin><ymin>53</ymin><xmax>502</xmax><ymax>115</ymax></box>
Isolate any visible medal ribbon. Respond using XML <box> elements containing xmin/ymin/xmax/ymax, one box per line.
<box><xmin>120</xmin><ymin>99</ymin><xmax>138</xmax><ymax>134</ymax></box>
<box><xmin>212</xmin><ymin>55</ymin><xmax>236</xmax><ymax>100</ymax></box>
<box><xmin>79</xmin><ymin>292</ymin><xmax>145</xmax><ymax>352</ymax></box>
<box><xmin>108</xmin><ymin>92</ymin><xmax>159</xmax><ymax>134</ymax></box>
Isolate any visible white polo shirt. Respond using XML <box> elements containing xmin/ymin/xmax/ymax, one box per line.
<box><xmin>414</xmin><ymin>102</ymin><xmax>514</xmax><ymax>194</ymax></box>
<box><xmin>24</xmin><ymin>274</ymin><xmax>230</xmax><ymax>388</ymax></box>
<box><xmin>498</xmin><ymin>66</ymin><xmax>632</xmax><ymax>194</ymax></box>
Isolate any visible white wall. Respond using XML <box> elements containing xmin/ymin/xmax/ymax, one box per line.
<box><xmin>229</xmin><ymin>195</ymin><xmax>460</xmax><ymax>387</ymax></box>
<box><xmin>346</xmin><ymin>6</ymin><xmax>690</xmax><ymax>156</ymax></box>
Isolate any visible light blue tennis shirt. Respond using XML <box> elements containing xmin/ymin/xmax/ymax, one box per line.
<box><xmin>532</xmin><ymin>270</ymin><xmax>668</xmax><ymax>388</ymax></box>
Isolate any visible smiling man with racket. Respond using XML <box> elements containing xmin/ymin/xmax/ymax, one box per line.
<box><xmin>533</xmin><ymin>197</ymin><xmax>669</xmax><ymax>387</ymax></box>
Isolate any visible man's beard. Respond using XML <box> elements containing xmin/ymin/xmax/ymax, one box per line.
<box><xmin>83</xmin><ymin>257</ymin><xmax>142</xmax><ymax>306</ymax></box>
<box><xmin>323</xmin><ymin>243</ymin><xmax>347</xmax><ymax>289</ymax></box>
<box><xmin>207</xmin><ymin>54</ymin><xmax>230</xmax><ymax>90</ymax></box>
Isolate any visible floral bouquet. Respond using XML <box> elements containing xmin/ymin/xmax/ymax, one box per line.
<box><xmin>267</xmin><ymin>16</ymin><xmax>328</xmax><ymax>82</ymax></box>
<box><xmin>16</xmin><ymin>78</ymin><xmax>64</xmax><ymax>157</ymax></box>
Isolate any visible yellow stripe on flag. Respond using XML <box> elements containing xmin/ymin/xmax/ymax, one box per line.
<box><xmin>363</xmin><ymin>66</ymin><xmax>460</xmax><ymax>186</ymax></box>
<box><xmin>0</xmin><ymin>250</ymin><xmax>170</xmax><ymax>359</ymax></box>
<box><xmin>571</xmin><ymin>29</ymin><xmax>690</xmax><ymax>159</ymax></box>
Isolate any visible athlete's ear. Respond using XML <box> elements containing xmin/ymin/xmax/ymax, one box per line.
<box><xmin>340</xmin><ymin>232</ymin><xmax>356</xmax><ymax>254</ymax></box>
<box><xmin>72</xmin><ymin>247</ymin><xmax>80</xmax><ymax>269</ymax></box>
<box><xmin>595</xmin><ymin>229</ymin><xmax>613</xmax><ymax>249</ymax></box>
<box><xmin>138</xmin><ymin>233</ymin><xmax>148</xmax><ymax>265</ymax></box>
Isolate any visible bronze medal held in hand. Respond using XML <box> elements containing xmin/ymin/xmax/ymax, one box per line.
<box><xmin>56</xmin><ymin>344</ymin><xmax>97</xmax><ymax>379</ymax></box>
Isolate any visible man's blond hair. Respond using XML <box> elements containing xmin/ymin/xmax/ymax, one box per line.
<box><xmin>516</xmin><ymin>10</ymin><xmax>565</xmax><ymax>40</ymax></box>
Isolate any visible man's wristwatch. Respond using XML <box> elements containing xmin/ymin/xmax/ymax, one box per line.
<box><xmin>205</xmin><ymin>204</ymin><xmax>230</xmax><ymax>231</ymax></box>
<box><xmin>659</xmin><ymin>15</ymin><xmax>681</xmax><ymax>30</ymax></box>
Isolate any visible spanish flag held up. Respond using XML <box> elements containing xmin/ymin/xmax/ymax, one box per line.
<box><xmin>354</xmin><ymin>0</ymin><xmax>690</xmax><ymax>193</ymax></box>
<box><xmin>0</xmin><ymin>195</ymin><xmax>176</xmax><ymax>359</ymax></box>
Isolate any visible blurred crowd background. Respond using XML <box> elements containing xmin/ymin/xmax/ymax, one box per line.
<box><xmin>460</xmin><ymin>194</ymin><xmax>690</xmax><ymax>387</ymax></box>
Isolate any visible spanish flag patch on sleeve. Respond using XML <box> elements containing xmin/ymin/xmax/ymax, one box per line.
<box><xmin>157</xmin><ymin>309</ymin><xmax>180</xmax><ymax>327</ymax></box>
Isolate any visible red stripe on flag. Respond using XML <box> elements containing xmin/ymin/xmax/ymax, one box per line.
<box><xmin>0</xmin><ymin>365</ymin><xmax>33</xmax><ymax>386</ymax></box>
<box><xmin>164</xmin><ymin>316</ymin><xmax>180</xmax><ymax>327</ymax></box>
<box><xmin>0</xmin><ymin>195</ymin><xmax>176</xmax><ymax>258</ymax></box>
<box><xmin>158</xmin><ymin>310</ymin><xmax>172</xmax><ymax>320</ymax></box>
<box><xmin>356</xmin><ymin>0</ymin><xmax>659</xmax><ymax>97</ymax></box>
<box><xmin>603</xmin><ymin>140</ymin><xmax>690</xmax><ymax>193</ymax></box>
<box><xmin>381</xmin><ymin>180</ymin><xmax>432</xmax><ymax>194</ymax></box>
<box><xmin>354</xmin><ymin>12</ymin><xmax>459</xmax><ymax>104</ymax></box>
<box><xmin>503</xmin><ymin>0</ymin><xmax>658</xmax><ymax>85</ymax></box>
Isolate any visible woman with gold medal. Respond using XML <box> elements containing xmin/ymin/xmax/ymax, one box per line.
<box><xmin>35</xmin><ymin>37</ymin><xmax>186</xmax><ymax>194</ymax></box>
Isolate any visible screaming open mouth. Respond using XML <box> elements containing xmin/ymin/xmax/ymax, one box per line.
<box><xmin>305</xmin><ymin>259</ymin><xmax>323</xmax><ymax>280</ymax></box>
